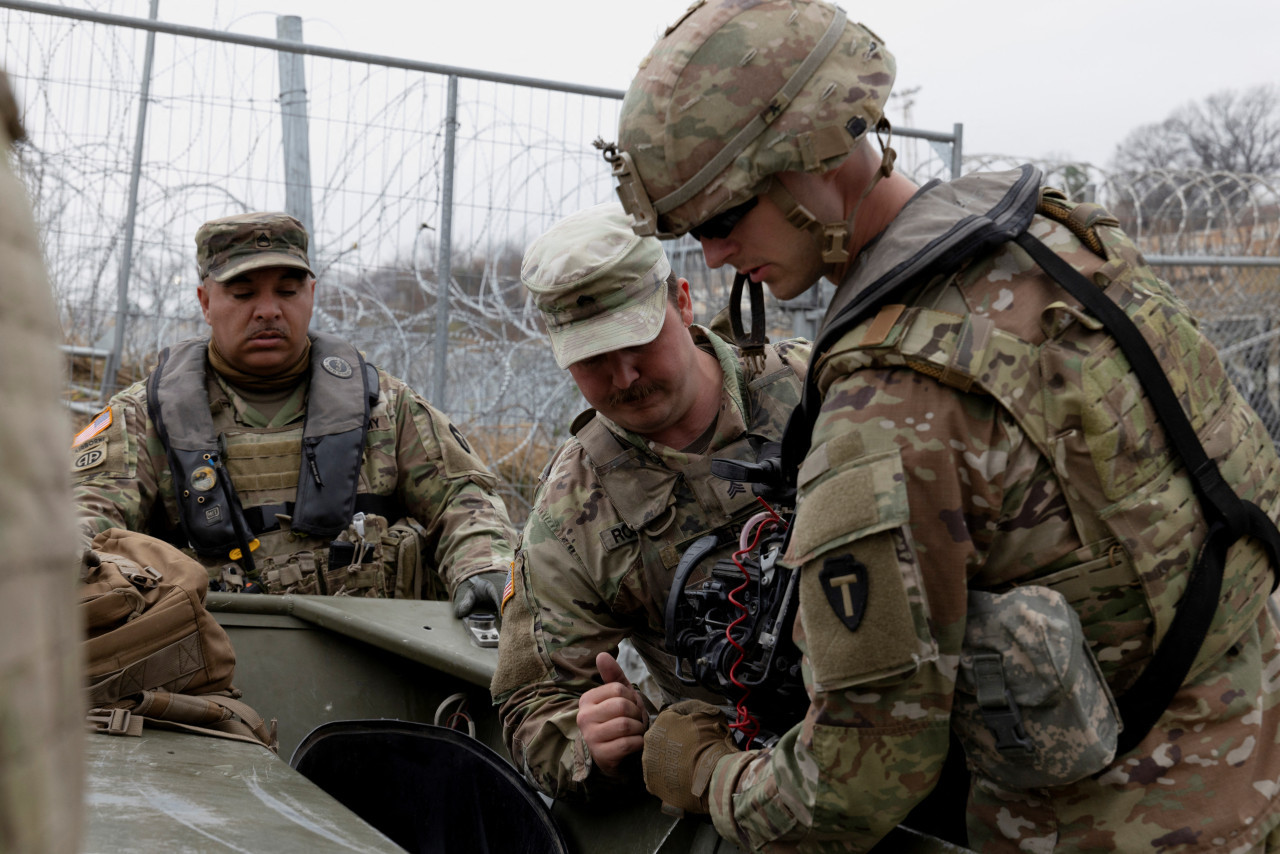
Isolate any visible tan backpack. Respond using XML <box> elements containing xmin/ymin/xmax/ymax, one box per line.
<box><xmin>82</xmin><ymin>528</ymin><xmax>276</xmax><ymax>751</ymax></box>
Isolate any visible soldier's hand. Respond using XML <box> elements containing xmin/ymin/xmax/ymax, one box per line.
<box><xmin>578</xmin><ymin>652</ymin><xmax>649</xmax><ymax>778</ymax></box>
<box><xmin>642</xmin><ymin>699</ymin><xmax>738</xmax><ymax>816</ymax></box>
<box><xmin>451</xmin><ymin>570</ymin><xmax>506</xmax><ymax>619</ymax></box>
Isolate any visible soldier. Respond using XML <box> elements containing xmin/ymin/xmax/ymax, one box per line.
<box><xmin>72</xmin><ymin>211</ymin><xmax>513</xmax><ymax>614</ymax></box>
<box><xmin>490</xmin><ymin>203</ymin><xmax>810</xmax><ymax>798</ymax></box>
<box><xmin>0</xmin><ymin>69</ymin><xmax>84</xmax><ymax>852</ymax></box>
<box><xmin>607</xmin><ymin>0</ymin><xmax>1280</xmax><ymax>849</ymax></box>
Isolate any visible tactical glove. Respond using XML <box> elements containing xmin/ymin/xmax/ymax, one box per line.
<box><xmin>642</xmin><ymin>699</ymin><xmax>738</xmax><ymax>816</ymax></box>
<box><xmin>451</xmin><ymin>569</ymin><xmax>506</xmax><ymax>619</ymax></box>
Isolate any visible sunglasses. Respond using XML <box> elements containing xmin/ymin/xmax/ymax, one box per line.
<box><xmin>688</xmin><ymin>196</ymin><xmax>758</xmax><ymax>241</ymax></box>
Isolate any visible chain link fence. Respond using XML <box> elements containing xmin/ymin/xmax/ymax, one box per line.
<box><xmin>4</xmin><ymin>2</ymin><xmax>1278</xmax><ymax>521</ymax></box>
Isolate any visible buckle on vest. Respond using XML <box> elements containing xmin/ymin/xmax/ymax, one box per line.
<box><xmin>86</xmin><ymin>708</ymin><xmax>136</xmax><ymax>736</ymax></box>
<box><xmin>972</xmin><ymin>653</ymin><xmax>1034</xmax><ymax>757</ymax></box>
<box><xmin>120</xmin><ymin>563</ymin><xmax>162</xmax><ymax>590</ymax></box>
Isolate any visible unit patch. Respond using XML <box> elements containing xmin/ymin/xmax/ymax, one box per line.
<box><xmin>820</xmin><ymin>554</ymin><xmax>868</xmax><ymax>631</ymax></box>
<box><xmin>321</xmin><ymin>356</ymin><xmax>353</xmax><ymax>379</ymax></box>
<box><xmin>73</xmin><ymin>408</ymin><xmax>112</xmax><ymax>447</ymax></box>
<box><xmin>72</xmin><ymin>436</ymin><xmax>109</xmax><ymax>472</ymax></box>
<box><xmin>449</xmin><ymin>423</ymin><xmax>473</xmax><ymax>454</ymax></box>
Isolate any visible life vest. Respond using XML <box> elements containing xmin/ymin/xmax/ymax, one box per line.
<box><xmin>146</xmin><ymin>332</ymin><xmax>379</xmax><ymax>569</ymax></box>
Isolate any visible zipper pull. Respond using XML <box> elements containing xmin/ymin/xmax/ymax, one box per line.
<box><xmin>304</xmin><ymin>437</ymin><xmax>324</xmax><ymax>487</ymax></box>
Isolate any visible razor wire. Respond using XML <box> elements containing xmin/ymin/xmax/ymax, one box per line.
<box><xmin>4</xmin><ymin>4</ymin><xmax>1279</xmax><ymax>521</ymax></box>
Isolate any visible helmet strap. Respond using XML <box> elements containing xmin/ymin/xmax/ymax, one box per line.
<box><xmin>761</xmin><ymin>179</ymin><xmax>840</xmax><ymax>263</ymax></box>
<box><xmin>833</xmin><ymin>119</ymin><xmax>898</xmax><ymax>266</ymax></box>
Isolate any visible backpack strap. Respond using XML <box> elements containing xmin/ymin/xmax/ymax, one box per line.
<box><xmin>88</xmin><ymin>689</ymin><xmax>278</xmax><ymax>753</ymax></box>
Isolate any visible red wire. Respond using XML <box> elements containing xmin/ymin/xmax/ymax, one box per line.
<box><xmin>726</xmin><ymin>497</ymin><xmax>784</xmax><ymax>748</ymax></box>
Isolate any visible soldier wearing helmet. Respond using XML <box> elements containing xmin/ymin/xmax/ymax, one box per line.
<box><xmin>611</xmin><ymin>0</ymin><xmax>1280</xmax><ymax>849</ymax></box>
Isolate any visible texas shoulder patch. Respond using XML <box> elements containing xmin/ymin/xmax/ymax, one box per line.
<box><xmin>73</xmin><ymin>407</ymin><xmax>112</xmax><ymax>447</ymax></box>
<box><xmin>819</xmin><ymin>554</ymin><xmax>868</xmax><ymax>631</ymax></box>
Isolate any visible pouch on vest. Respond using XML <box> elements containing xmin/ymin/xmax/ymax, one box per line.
<box><xmin>81</xmin><ymin>528</ymin><xmax>276</xmax><ymax>751</ymax></box>
<box><xmin>952</xmin><ymin>585</ymin><xmax>1120</xmax><ymax>790</ymax></box>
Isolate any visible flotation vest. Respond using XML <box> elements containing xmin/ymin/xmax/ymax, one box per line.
<box><xmin>146</xmin><ymin>332</ymin><xmax>379</xmax><ymax>567</ymax></box>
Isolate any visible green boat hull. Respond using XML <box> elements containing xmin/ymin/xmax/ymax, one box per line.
<box><xmin>83</xmin><ymin>593</ymin><xmax>970</xmax><ymax>853</ymax></box>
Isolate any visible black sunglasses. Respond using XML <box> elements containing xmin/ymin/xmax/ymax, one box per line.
<box><xmin>688</xmin><ymin>196</ymin><xmax>758</xmax><ymax>241</ymax></box>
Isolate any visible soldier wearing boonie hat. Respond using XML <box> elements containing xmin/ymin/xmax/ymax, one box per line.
<box><xmin>71</xmin><ymin>209</ymin><xmax>515</xmax><ymax>619</ymax></box>
<box><xmin>522</xmin><ymin>203</ymin><xmax>670</xmax><ymax>368</ymax></box>
<box><xmin>491</xmin><ymin>202</ymin><xmax>811</xmax><ymax>800</ymax></box>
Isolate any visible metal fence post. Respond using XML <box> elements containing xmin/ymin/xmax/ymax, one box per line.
<box><xmin>950</xmin><ymin>122</ymin><xmax>964</xmax><ymax>179</ymax></box>
<box><xmin>98</xmin><ymin>0</ymin><xmax>158</xmax><ymax>404</ymax></box>
<box><xmin>276</xmin><ymin>15</ymin><xmax>314</xmax><ymax>239</ymax></box>
<box><xmin>432</xmin><ymin>74</ymin><xmax>458</xmax><ymax>409</ymax></box>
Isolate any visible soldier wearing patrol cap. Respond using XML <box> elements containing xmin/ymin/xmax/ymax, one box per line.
<box><xmin>0</xmin><ymin>68</ymin><xmax>84</xmax><ymax>853</ymax></box>
<box><xmin>608</xmin><ymin>0</ymin><xmax>1280</xmax><ymax>849</ymax></box>
<box><xmin>72</xmin><ymin>211</ymin><xmax>514</xmax><ymax>615</ymax></box>
<box><xmin>491</xmin><ymin>202</ymin><xmax>810</xmax><ymax>798</ymax></box>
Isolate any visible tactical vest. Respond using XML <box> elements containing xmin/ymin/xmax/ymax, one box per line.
<box><xmin>146</xmin><ymin>333</ymin><xmax>413</xmax><ymax>595</ymax></box>
<box><xmin>787</xmin><ymin>165</ymin><xmax>1280</xmax><ymax>753</ymax></box>
<box><xmin>572</xmin><ymin>341</ymin><xmax>804</xmax><ymax>701</ymax></box>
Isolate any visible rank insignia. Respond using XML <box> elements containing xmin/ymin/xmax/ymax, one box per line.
<box><xmin>820</xmin><ymin>554</ymin><xmax>868</xmax><ymax>631</ymax></box>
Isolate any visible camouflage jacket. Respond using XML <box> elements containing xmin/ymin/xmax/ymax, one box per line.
<box><xmin>72</xmin><ymin>336</ymin><xmax>514</xmax><ymax>599</ymax></box>
<box><xmin>492</xmin><ymin>327</ymin><xmax>810</xmax><ymax>799</ymax></box>
<box><xmin>708</xmin><ymin>169</ymin><xmax>1280</xmax><ymax>852</ymax></box>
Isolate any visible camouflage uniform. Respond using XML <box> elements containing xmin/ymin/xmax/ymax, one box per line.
<box><xmin>704</xmin><ymin>172</ymin><xmax>1280</xmax><ymax>851</ymax></box>
<box><xmin>610</xmin><ymin>1</ymin><xmax>1280</xmax><ymax>848</ymax></box>
<box><xmin>493</xmin><ymin>327</ymin><xmax>809</xmax><ymax>798</ymax></box>
<box><xmin>0</xmin><ymin>69</ymin><xmax>84</xmax><ymax>852</ymax></box>
<box><xmin>72</xmin><ymin>213</ymin><xmax>513</xmax><ymax>599</ymax></box>
<box><xmin>490</xmin><ymin>202</ymin><xmax>810</xmax><ymax>798</ymax></box>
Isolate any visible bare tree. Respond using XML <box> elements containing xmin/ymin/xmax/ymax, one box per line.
<box><xmin>1113</xmin><ymin>85</ymin><xmax>1280</xmax><ymax>175</ymax></box>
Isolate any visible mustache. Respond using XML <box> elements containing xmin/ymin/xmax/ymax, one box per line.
<box><xmin>608</xmin><ymin>382</ymin><xmax>659</xmax><ymax>407</ymax></box>
<box><xmin>247</xmin><ymin>326</ymin><xmax>288</xmax><ymax>338</ymax></box>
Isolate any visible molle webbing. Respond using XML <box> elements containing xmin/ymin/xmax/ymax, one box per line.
<box><xmin>781</xmin><ymin>167</ymin><xmax>1280</xmax><ymax>756</ymax></box>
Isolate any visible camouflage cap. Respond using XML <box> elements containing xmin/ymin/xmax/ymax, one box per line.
<box><xmin>195</xmin><ymin>211</ymin><xmax>313</xmax><ymax>282</ymax></box>
<box><xmin>521</xmin><ymin>203</ymin><xmax>671</xmax><ymax>369</ymax></box>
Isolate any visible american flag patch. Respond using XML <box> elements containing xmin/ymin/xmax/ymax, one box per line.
<box><xmin>501</xmin><ymin>560</ymin><xmax>515</xmax><ymax>615</ymax></box>
<box><xmin>73</xmin><ymin>408</ymin><xmax>112</xmax><ymax>447</ymax></box>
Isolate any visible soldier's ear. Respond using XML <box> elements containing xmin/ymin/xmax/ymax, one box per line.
<box><xmin>197</xmin><ymin>282</ymin><xmax>212</xmax><ymax>322</ymax></box>
<box><xmin>677</xmin><ymin>278</ymin><xmax>694</xmax><ymax>326</ymax></box>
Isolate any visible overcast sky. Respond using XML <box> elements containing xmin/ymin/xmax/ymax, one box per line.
<box><xmin>50</xmin><ymin>0</ymin><xmax>1280</xmax><ymax>168</ymax></box>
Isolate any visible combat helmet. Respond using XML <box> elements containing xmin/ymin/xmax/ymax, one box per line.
<box><xmin>602</xmin><ymin>0</ymin><xmax>896</xmax><ymax>262</ymax></box>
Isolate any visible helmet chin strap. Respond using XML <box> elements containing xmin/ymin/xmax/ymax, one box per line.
<box><xmin>761</xmin><ymin>118</ymin><xmax>898</xmax><ymax>267</ymax></box>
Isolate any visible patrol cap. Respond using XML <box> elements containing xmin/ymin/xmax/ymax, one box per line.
<box><xmin>195</xmin><ymin>211</ymin><xmax>313</xmax><ymax>283</ymax></box>
<box><xmin>522</xmin><ymin>203</ymin><xmax>671</xmax><ymax>369</ymax></box>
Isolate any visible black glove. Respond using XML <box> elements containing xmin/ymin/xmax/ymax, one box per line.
<box><xmin>451</xmin><ymin>570</ymin><xmax>507</xmax><ymax>619</ymax></box>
